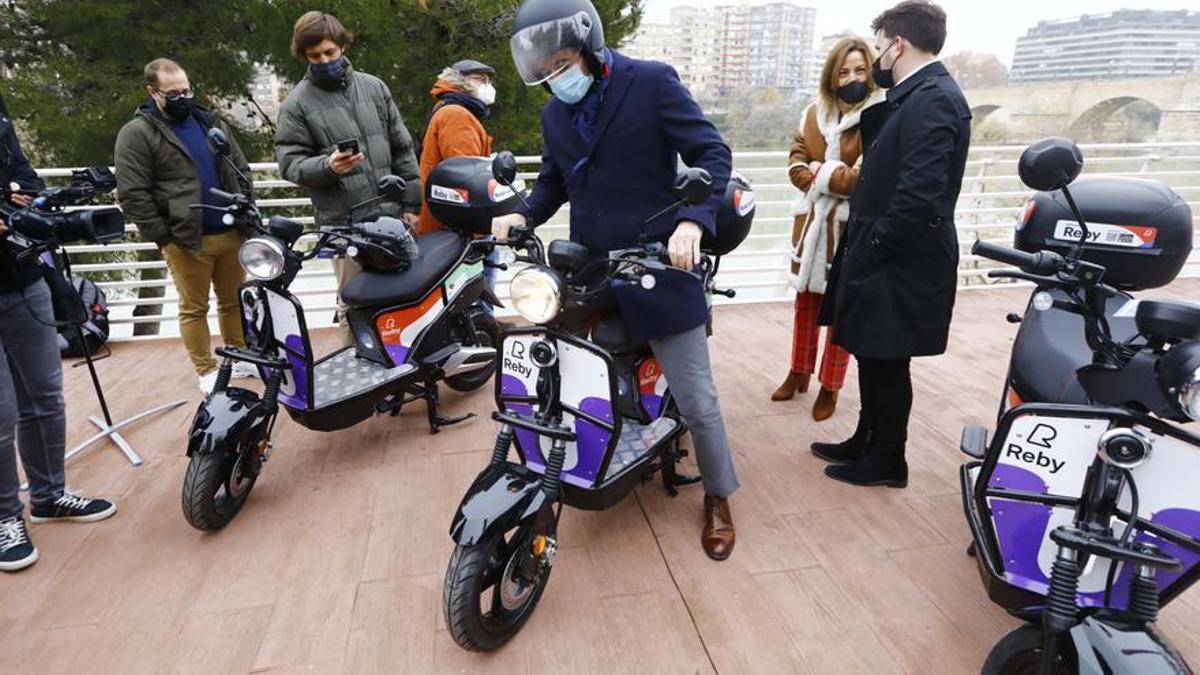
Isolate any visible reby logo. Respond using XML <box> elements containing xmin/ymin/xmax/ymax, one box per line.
<box><xmin>734</xmin><ymin>188</ymin><xmax>756</xmax><ymax>216</ymax></box>
<box><xmin>430</xmin><ymin>184</ymin><xmax>469</xmax><ymax>205</ymax></box>
<box><xmin>638</xmin><ymin>358</ymin><xmax>661</xmax><ymax>395</ymax></box>
<box><xmin>378</xmin><ymin>314</ymin><xmax>403</xmax><ymax>344</ymax></box>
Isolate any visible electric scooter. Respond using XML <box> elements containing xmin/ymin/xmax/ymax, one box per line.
<box><xmin>961</xmin><ymin>137</ymin><xmax>1199</xmax><ymax>673</ymax></box>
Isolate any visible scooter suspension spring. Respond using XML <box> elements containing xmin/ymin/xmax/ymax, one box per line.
<box><xmin>541</xmin><ymin>443</ymin><xmax>566</xmax><ymax>499</ymax></box>
<box><xmin>262</xmin><ymin>372</ymin><xmax>282</xmax><ymax>406</ymax></box>
<box><xmin>1129</xmin><ymin>573</ymin><xmax>1159</xmax><ymax>623</ymax></box>
<box><xmin>215</xmin><ymin>363</ymin><xmax>232</xmax><ymax>392</ymax></box>
<box><xmin>490</xmin><ymin>426</ymin><xmax>513</xmax><ymax>466</ymax></box>
<box><xmin>1045</xmin><ymin>555</ymin><xmax>1081</xmax><ymax>633</ymax></box>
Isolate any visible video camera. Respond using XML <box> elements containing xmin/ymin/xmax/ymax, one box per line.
<box><xmin>2</xmin><ymin>167</ymin><xmax>125</xmax><ymax>257</ymax></box>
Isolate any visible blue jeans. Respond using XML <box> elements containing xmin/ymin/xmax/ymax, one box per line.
<box><xmin>0</xmin><ymin>280</ymin><xmax>67</xmax><ymax>519</ymax></box>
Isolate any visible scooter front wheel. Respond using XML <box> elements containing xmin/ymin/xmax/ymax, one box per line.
<box><xmin>181</xmin><ymin>433</ymin><xmax>263</xmax><ymax>531</ymax></box>
<box><xmin>442</xmin><ymin>525</ymin><xmax>550</xmax><ymax>651</ymax></box>
<box><xmin>982</xmin><ymin>624</ymin><xmax>1074</xmax><ymax>675</ymax></box>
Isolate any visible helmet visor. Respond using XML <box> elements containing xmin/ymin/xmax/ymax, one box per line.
<box><xmin>510</xmin><ymin>12</ymin><xmax>593</xmax><ymax>85</ymax></box>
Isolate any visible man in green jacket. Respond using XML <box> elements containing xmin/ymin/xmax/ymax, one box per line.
<box><xmin>275</xmin><ymin>11</ymin><xmax>422</xmax><ymax>340</ymax></box>
<box><xmin>115</xmin><ymin>58</ymin><xmax>257</xmax><ymax>393</ymax></box>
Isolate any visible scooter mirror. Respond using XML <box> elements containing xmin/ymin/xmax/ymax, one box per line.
<box><xmin>674</xmin><ymin>168</ymin><xmax>713</xmax><ymax>207</ymax></box>
<box><xmin>492</xmin><ymin>151</ymin><xmax>519</xmax><ymax>185</ymax></box>
<box><xmin>1018</xmin><ymin>137</ymin><xmax>1084</xmax><ymax>192</ymax></box>
<box><xmin>377</xmin><ymin>175</ymin><xmax>408</xmax><ymax>203</ymax></box>
<box><xmin>206</xmin><ymin>128</ymin><xmax>233</xmax><ymax>159</ymax></box>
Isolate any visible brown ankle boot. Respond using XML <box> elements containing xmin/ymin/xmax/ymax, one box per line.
<box><xmin>812</xmin><ymin>388</ymin><xmax>839</xmax><ymax>421</ymax></box>
<box><xmin>702</xmin><ymin>495</ymin><xmax>736</xmax><ymax>560</ymax></box>
<box><xmin>771</xmin><ymin>372</ymin><xmax>810</xmax><ymax>401</ymax></box>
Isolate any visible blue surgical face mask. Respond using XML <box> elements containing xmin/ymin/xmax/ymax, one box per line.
<box><xmin>310</xmin><ymin>56</ymin><xmax>349</xmax><ymax>88</ymax></box>
<box><xmin>548</xmin><ymin>64</ymin><xmax>594</xmax><ymax>104</ymax></box>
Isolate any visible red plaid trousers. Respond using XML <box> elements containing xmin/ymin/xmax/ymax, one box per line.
<box><xmin>790</xmin><ymin>291</ymin><xmax>850</xmax><ymax>391</ymax></box>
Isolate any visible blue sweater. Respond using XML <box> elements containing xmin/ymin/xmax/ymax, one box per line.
<box><xmin>168</xmin><ymin>115</ymin><xmax>226</xmax><ymax>233</ymax></box>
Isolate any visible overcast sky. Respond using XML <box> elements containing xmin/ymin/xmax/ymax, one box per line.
<box><xmin>641</xmin><ymin>1</ymin><xmax>1195</xmax><ymax>65</ymax></box>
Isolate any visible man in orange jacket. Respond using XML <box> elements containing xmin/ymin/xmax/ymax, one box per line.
<box><xmin>417</xmin><ymin>60</ymin><xmax>496</xmax><ymax>235</ymax></box>
<box><xmin>417</xmin><ymin>59</ymin><xmax>499</xmax><ymax>313</ymax></box>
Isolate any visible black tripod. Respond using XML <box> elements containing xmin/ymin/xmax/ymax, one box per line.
<box><xmin>34</xmin><ymin>251</ymin><xmax>186</xmax><ymax>477</ymax></box>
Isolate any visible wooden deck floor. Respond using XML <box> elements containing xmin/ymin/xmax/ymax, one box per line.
<box><xmin>3</xmin><ymin>281</ymin><xmax>1200</xmax><ymax>674</ymax></box>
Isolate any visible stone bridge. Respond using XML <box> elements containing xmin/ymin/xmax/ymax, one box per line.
<box><xmin>963</xmin><ymin>73</ymin><xmax>1200</xmax><ymax>142</ymax></box>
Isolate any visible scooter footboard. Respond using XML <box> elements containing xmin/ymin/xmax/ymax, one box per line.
<box><xmin>968</xmin><ymin>404</ymin><xmax>1200</xmax><ymax>611</ymax></box>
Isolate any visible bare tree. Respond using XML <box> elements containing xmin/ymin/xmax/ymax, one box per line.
<box><xmin>944</xmin><ymin>52</ymin><xmax>1009</xmax><ymax>89</ymax></box>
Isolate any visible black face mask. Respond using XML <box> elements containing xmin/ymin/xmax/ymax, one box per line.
<box><xmin>161</xmin><ymin>95</ymin><xmax>194</xmax><ymax>122</ymax></box>
<box><xmin>872</xmin><ymin>40</ymin><xmax>898</xmax><ymax>89</ymax></box>
<box><xmin>310</xmin><ymin>56</ymin><xmax>349</xmax><ymax>89</ymax></box>
<box><xmin>837</xmin><ymin>80</ymin><xmax>870</xmax><ymax>105</ymax></box>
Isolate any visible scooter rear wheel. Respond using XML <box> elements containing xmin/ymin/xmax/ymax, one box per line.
<box><xmin>445</xmin><ymin>310</ymin><xmax>500</xmax><ymax>393</ymax></box>
<box><xmin>181</xmin><ymin>431</ymin><xmax>263</xmax><ymax>531</ymax></box>
<box><xmin>982</xmin><ymin>624</ymin><xmax>1074</xmax><ymax>675</ymax></box>
<box><xmin>443</xmin><ymin>525</ymin><xmax>550</xmax><ymax>651</ymax></box>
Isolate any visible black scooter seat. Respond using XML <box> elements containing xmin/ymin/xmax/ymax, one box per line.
<box><xmin>341</xmin><ymin>230</ymin><xmax>467</xmax><ymax>309</ymax></box>
<box><xmin>1010</xmin><ymin>290</ymin><xmax>1137</xmax><ymax>405</ymax></box>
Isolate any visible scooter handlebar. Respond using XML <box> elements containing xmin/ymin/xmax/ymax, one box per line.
<box><xmin>208</xmin><ymin>187</ymin><xmax>240</xmax><ymax>205</ymax></box>
<box><xmin>973</xmin><ymin>240</ymin><xmax>1062</xmax><ymax>276</ymax></box>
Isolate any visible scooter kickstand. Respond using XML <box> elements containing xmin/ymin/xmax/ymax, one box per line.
<box><xmin>661</xmin><ymin>440</ymin><xmax>702</xmax><ymax>497</ymax></box>
<box><xmin>423</xmin><ymin>380</ymin><xmax>475</xmax><ymax>434</ymax></box>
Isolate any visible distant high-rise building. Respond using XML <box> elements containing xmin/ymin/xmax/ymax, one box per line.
<box><xmin>625</xmin><ymin>6</ymin><xmax>720</xmax><ymax>102</ymax></box>
<box><xmin>622</xmin><ymin>1</ymin><xmax>817</xmax><ymax>104</ymax></box>
<box><xmin>1011</xmin><ymin>9</ymin><xmax>1200</xmax><ymax>83</ymax></box>
<box><xmin>811</xmin><ymin>30</ymin><xmax>857</xmax><ymax>95</ymax></box>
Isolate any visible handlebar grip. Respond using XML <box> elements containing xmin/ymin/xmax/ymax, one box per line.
<box><xmin>208</xmin><ymin>187</ymin><xmax>238</xmax><ymax>204</ymax></box>
<box><xmin>972</xmin><ymin>240</ymin><xmax>1062</xmax><ymax>276</ymax></box>
<box><xmin>972</xmin><ymin>240</ymin><xmax>1037</xmax><ymax>268</ymax></box>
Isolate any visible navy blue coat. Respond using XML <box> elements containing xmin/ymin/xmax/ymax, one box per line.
<box><xmin>821</xmin><ymin>61</ymin><xmax>972</xmax><ymax>359</ymax></box>
<box><xmin>517</xmin><ymin>50</ymin><xmax>732</xmax><ymax>342</ymax></box>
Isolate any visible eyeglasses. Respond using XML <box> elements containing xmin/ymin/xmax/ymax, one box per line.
<box><xmin>155</xmin><ymin>88</ymin><xmax>194</xmax><ymax>102</ymax></box>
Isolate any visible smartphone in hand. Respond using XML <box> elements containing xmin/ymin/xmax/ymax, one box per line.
<box><xmin>337</xmin><ymin>139</ymin><xmax>360</xmax><ymax>155</ymax></box>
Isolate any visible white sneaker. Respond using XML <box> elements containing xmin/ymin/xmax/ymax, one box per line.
<box><xmin>231</xmin><ymin>361</ymin><xmax>259</xmax><ymax>379</ymax></box>
<box><xmin>198</xmin><ymin>370</ymin><xmax>219</xmax><ymax>394</ymax></box>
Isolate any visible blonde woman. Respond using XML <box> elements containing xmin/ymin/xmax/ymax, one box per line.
<box><xmin>772</xmin><ymin>36</ymin><xmax>883</xmax><ymax>421</ymax></box>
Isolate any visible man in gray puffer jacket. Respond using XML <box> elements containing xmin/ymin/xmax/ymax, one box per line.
<box><xmin>275</xmin><ymin>10</ymin><xmax>422</xmax><ymax>337</ymax></box>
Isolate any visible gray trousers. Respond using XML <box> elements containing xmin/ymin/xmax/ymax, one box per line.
<box><xmin>0</xmin><ymin>280</ymin><xmax>67</xmax><ymax>519</ymax></box>
<box><xmin>650</xmin><ymin>324</ymin><xmax>740</xmax><ymax>498</ymax></box>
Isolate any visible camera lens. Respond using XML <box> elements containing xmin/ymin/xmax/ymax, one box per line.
<box><xmin>530</xmin><ymin>340</ymin><xmax>557</xmax><ymax>368</ymax></box>
<box><xmin>1099</xmin><ymin>429</ymin><xmax>1151</xmax><ymax>469</ymax></box>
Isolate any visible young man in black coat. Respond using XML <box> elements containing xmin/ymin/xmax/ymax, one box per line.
<box><xmin>814</xmin><ymin>1</ymin><xmax>972</xmax><ymax>487</ymax></box>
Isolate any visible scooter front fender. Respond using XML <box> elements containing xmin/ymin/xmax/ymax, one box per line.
<box><xmin>450</xmin><ymin>463</ymin><xmax>548</xmax><ymax>546</ymax></box>
<box><xmin>187</xmin><ymin>387</ymin><xmax>268</xmax><ymax>457</ymax></box>
<box><xmin>1071</xmin><ymin>617</ymin><xmax>1191</xmax><ymax>674</ymax></box>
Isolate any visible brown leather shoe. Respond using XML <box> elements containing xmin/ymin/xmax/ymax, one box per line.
<box><xmin>702</xmin><ymin>495</ymin><xmax>736</xmax><ymax>560</ymax></box>
<box><xmin>770</xmin><ymin>372</ymin><xmax>810</xmax><ymax>401</ymax></box>
<box><xmin>812</xmin><ymin>387</ymin><xmax>839</xmax><ymax>421</ymax></box>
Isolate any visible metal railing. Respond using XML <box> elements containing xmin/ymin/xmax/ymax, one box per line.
<box><xmin>40</xmin><ymin>141</ymin><xmax>1200</xmax><ymax>340</ymax></box>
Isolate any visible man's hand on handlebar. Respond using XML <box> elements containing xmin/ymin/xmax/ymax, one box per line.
<box><xmin>8</xmin><ymin>182</ymin><xmax>32</xmax><ymax>207</ymax></box>
<box><xmin>668</xmin><ymin>220</ymin><xmax>703</xmax><ymax>271</ymax></box>
<box><xmin>492</xmin><ymin>213</ymin><xmax>527</xmax><ymax>242</ymax></box>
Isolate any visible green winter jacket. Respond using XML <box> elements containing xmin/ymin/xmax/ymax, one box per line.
<box><xmin>114</xmin><ymin>101</ymin><xmax>251</xmax><ymax>252</ymax></box>
<box><xmin>274</xmin><ymin>64</ymin><xmax>422</xmax><ymax>227</ymax></box>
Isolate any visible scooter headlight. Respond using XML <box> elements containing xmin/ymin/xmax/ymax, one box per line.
<box><xmin>1178</xmin><ymin>366</ymin><xmax>1200</xmax><ymax>420</ymax></box>
<box><xmin>1159</xmin><ymin>341</ymin><xmax>1200</xmax><ymax>421</ymax></box>
<box><xmin>239</xmin><ymin>237</ymin><xmax>286</xmax><ymax>281</ymax></box>
<box><xmin>509</xmin><ymin>267</ymin><xmax>563</xmax><ymax>324</ymax></box>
